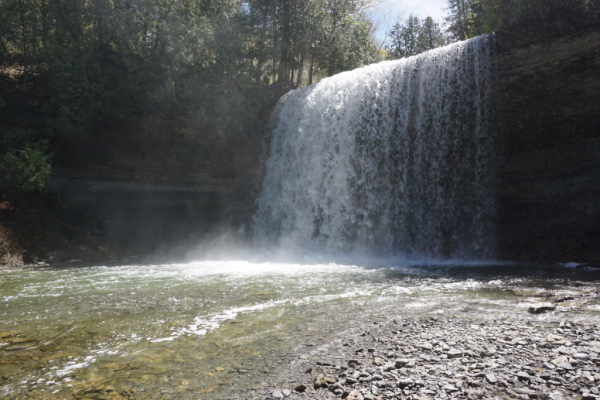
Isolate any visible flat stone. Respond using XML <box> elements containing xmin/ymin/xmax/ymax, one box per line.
<box><xmin>486</xmin><ymin>373</ymin><xmax>498</xmax><ymax>384</ymax></box>
<box><xmin>272</xmin><ymin>390</ymin><xmax>284</xmax><ymax>399</ymax></box>
<box><xmin>282</xmin><ymin>389</ymin><xmax>291</xmax><ymax>397</ymax></box>
<box><xmin>447</xmin><ymin>349</ymin><xmax>462</xmax><ymax>358</ymax></box>
<box><xmin>557</xmin><ymin>362</ymin><xmax>574</xmax><ymax>370</ymax></box>
<box><xmin>548</xmin><ymin>334</ymin><xmax>565</xmax><ymax>342</ymax></box>
<box><xmin>395</xmin><ymin>358</ymin><xmax>411</xmax><ymax>366</ymax></box>
<box><xmin>517</xmin><ymin>371</ymin><xmax>531</xmax><ymax>381</ymax></box>
<box><xmin>574</xmin><ymin>353</ymin><xmax>591</xmax><ymax>361</ymax></box>
<box><xmin>443</xmin><ymin>384</ymin><xmax>459</xmax><ymax>392</ymax></box>
<box><xmin>383</xmin><ymin>361</ymin><xmax>396</xmax><ymax>371</ymax></box>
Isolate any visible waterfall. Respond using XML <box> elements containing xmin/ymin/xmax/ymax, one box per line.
<box><xmin>253</xmin><ymin>35</ymin><xmax>496</xmax><ymax>259</ymax></box>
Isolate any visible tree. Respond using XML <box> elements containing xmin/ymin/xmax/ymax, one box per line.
<box><xmin>419</xmin><ymin>17</ymin><xmax>446</xmax><ymax>52</ymax></box>
<box><xmin>0</xmin><ymin>0</ymin><xmax>385</xmax><ymax>139</ymax></box>
<box><xmin>443</xmin><ymin>0</ymin><xmax>600</xmax><ymax>42</ymax></box>
<box><xmin>388</xmin><ymin>14</ymin><xmax>446</xmax><ymax>59</ymax></box>
<box><xmin>445</xmin><ymin>0</ymin><xmax>474</xmax><ymax>41</ymax></box>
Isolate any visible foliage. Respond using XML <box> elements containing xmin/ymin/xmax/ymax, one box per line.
<box><xmin>0</xmin><ymin>0</ymin><xmax>383</xmax><ymax>137</ymax></box>
<box><xmin>388</xmin><ymin>14</ymin><xmax>446</xmax><ymax>59</ymax></box>
<box><xmin>1</xmin><ymin>128</ymin><xmax>52</xmax><ymax>191</ymax></box>
<box><xmin>444</xmin><ymin>0</ymin><xmax>600</xmax><ymax>42</ymax></box>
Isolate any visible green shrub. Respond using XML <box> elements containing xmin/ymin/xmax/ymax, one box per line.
<box><xmin>1</xmin><ymin>128</ymin><xmax>52</xmax><ymax>191</ymax></box>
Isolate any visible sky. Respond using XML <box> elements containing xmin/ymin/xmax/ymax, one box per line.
<box><xmin>372</xmin><ymin>0</ymin><xmax>449</xmax><ymax>40</ymax></box>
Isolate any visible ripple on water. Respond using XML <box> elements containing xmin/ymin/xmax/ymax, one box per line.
<box><xmin>1</xmin><ymin>260</ymin><xmax>600</xmax><ymax>398</ymax></box>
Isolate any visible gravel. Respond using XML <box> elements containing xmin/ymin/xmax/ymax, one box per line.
<box><xmin>242</xmin><ymin>314</ymin><xmax>600</xmax><ymax>400</ymax></box>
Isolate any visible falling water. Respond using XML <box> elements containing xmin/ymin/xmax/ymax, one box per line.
<box><xmin>253</xmin><ymin>35</ymin><xmax>496</xmax><ymax>259</ymax></box>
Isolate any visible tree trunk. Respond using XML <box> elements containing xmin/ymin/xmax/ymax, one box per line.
<box><xmin>328</xmin><ymin>52</ymin><xmax>336</xmax><ymax>77</ymax></box>
<box><xmin>308</xmin><ymin>54</ymin><xmax>314</xmax><ymax>85</ymax></box>
<box><xmin>18</xmin><ymin>0</ymin><xmax>27</xmax><ymax>93</ymax></box>
<box><xmin>296</xmin><ymin>53</ymin><xmax>305</xmax><ymax>86</ymax></box>
<box><xmin>277</xmin><ymin>0</ymin><xmax>292</xmax><ymax>85</ymax></box>
<box><xmin>41</xmin><ymin>0</ymin><xmax>48</xmax><ymax>52</ymax></box>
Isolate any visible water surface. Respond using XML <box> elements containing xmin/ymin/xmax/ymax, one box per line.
<box><xmin>1</xmin><ymin>259</ymin><xmax>599</xmax><ymax>399</ymax></box>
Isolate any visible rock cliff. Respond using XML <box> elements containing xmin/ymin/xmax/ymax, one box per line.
<box><xmin>43</xmin><ymin>30</ymin><xmax>600</xmax><ymax>263</ymax></box>
<box><xmin>494</xmin><ymin>29</ymin><xmax>600</xmax><ymax>263</ymax></box>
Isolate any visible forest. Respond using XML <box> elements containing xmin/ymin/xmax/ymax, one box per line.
<box><xmin>0</xmin><ymin>0</ymin><xmax>598</xmax><ymax>197</ymax></box>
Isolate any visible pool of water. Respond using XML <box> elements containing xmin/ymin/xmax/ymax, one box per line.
<box><xmin>1</xmin><ymin>258</ymin><xmax>600</xmax><ymax>399</ymax></box>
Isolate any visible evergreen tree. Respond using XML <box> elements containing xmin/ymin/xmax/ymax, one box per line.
<box><xmin>388</xmin><ymin>14</ymin><xmax>445</xmax><ymax>59</ymax></box>
<box><xmin>445</xmin><ymin>0</ymin><xmax>474</xmax><ymax>41</ymax></box>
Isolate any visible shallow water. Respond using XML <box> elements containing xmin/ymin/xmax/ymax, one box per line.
<box><xmin>1</xmin><ymin>259</ymin><xmax>600</xmax><ymax>399</ymax></box>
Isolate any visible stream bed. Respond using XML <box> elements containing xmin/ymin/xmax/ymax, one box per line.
<box><xmin>1</xmin><ymin>260</ymin><xmax>600</xmax><ymax>399</ymax></box>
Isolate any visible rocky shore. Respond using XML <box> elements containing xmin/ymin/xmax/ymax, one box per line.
<box><xmin>243</xmin><ymin>314</ymin><xmax>600</xmax><ymax>400</ymax></box>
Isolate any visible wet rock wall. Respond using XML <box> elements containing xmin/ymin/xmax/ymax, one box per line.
<box><xmin>493</xmin><ymin>28</ymin><xmax>600</xmax><ymax>262</ymax></box>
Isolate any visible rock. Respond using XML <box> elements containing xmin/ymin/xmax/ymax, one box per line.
<box><xmin>345</xmin><ymin>377</ymin><xmax>357</xmax><ymax>384</ymax></box>
<box><xmin>346</xmin><ymin>389</ymin><xmax>364</xmax><ymax>400</ymax></box>
<box><xmin>486</xmin><ymin>373</ymin><xmax>498</xmax><ymax>384</ymax></box>
<box><xmin>419</xmin><ymin>343</ymin><xmax>433</xmax><ymax>350</ymax></box>
<box><xmin>557</xmin><ymin>362</ymin><xmax>573</xmax><ymax>370</ymax></box>
<box><xmin>282</xmin><ymin>389</ymin><xmax>291</xmax><ymax>397</ymax></box>
<box><xmin>514</xmin><ymin>388</ymin><xmax>536</xmax><ymax>396</ymax></box>
<box><xmin>294</xmin><ymin>384</ymin><xmax>307</xmax><ymax>392</ymax></box>
<box><xmin>582</xmin><ymin>394</ymin><xmax>597</xmax><ymax>400</ymax></box>
<box><xmin>329</xmin><ymin>382</ymin><xmax>343</xmax><ymax>391</ymax></box>
<box><xmin>517</xmin><ymin>371</ymin><xmax>531</xmax><ymax>381</ymax></box>
<box><xmin>372</xmin><ymin>357</ymin><xmax>385</xmax><ymax>366</ymax></box>
<box><xmin>314</xmin><ymin>374</ymin><xmax>328</xmax><ymax>388</ymax></box>
<box><xmin>383</xmin><ymin>362</ymin><xmax>396</xmax><ymax>371</ymax></box>
<box><xmin>397</xmin><ymin>378</ymin><xmax>414</xmax><ymax>388</ymax></box>
<box><xmin>395</xmin><ymin>359</ymin><xmax>411</xmax><ymax>367</ymax></box>
<box><xmin>529</xmin><ymin>306</ymin><xmax>555</xmax><ymax>314</ymax></box>
<box><xmin>551</xmin><ymin>356</ymin><xmax>570</xmax><ymax>366</ymax></box>
<box><xmin>272</xmin><ymin>390</ymin><xmax>284</xmax><ymax>399</ymax></box>
<box><xmin>447</xmin><ymin>349</ymin><xmax>462</xmax><ymax>358</ymax></box>
<box><xmin>553</xmin><ymin>297</ymin><xmax>575</xmax><ymax>303</ymax></box>
<box><xmin>548</xmin><ymin>334</ymin><xmax>565</xmax><ymax>342</ymax></box>
<box><xmin>574</xmin><ymin>353</ymin><xmax>590</xmax><ymax>361</ymax></box>
<box><xmin>443</xmin><ymin>384</ymin><xmax>459</xmax><ymax>392</ymax></box>
<box><xmin>1</xmin><ymin>252</ymin><xmax>24</xmax><ymax>267</ymax></box>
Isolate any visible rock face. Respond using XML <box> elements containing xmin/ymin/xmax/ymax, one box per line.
<box><xmin>494</xmin><ymin>29</ymin><xmax>600</xmax><ymax>262</ymax></box>
<box><xmin>44</xmin><ymin>30</ymin><xmax>600</xmax><ymax>261</ymax></box>
<box><xmin>45</xmin><ymin>116</ymin><xmax>267</xmax><ymax>255</ymax></box>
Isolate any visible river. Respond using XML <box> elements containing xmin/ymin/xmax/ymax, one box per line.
<box><xmin>1</xmin><ymin>259</ymin><xmax>599</xmax><ymax>399</ymax></box>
